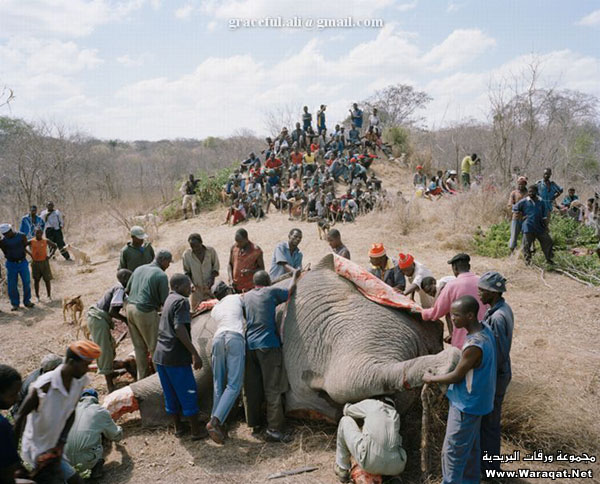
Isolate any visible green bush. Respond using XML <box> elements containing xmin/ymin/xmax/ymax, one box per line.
<box><xmin>475</xmin><ymin>214</ymin><xmax>600</xmax><ymax>285</ymax></box>
<box><xmin>195</xmin><ymin>166</ymin><xmax>233</xmax><ymax>209</ymax></box>
<box><xmin>384</xmin><ymin>126</ymin><xmax>411</xmax><ymax>157</ymax></box>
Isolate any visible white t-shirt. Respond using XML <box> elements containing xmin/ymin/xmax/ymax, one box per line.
<box><xmin>21</xmin><ymin>364</ymin><xmax>89</xmax><ymax>466</ymax></box>
<box><xmin>436</xmin><ymin>275</ymin><xmax>456</xmax><ymax>297</ymax></box>
<box><xmin>408</xmin><ymin>261</ymin><xmax>435</xmax><ymax>309</ymax></box>
<box><xmin>211</xmin><ymin>294</ymin><xmax>245</xmax><ymax>337</ymax></box>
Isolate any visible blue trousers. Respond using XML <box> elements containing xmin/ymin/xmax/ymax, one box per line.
<box><xmin>508</xmin><ymin>219</ymin><xmax>522</xmax><ymax>250</ymax></box>
<box><xmin>480</xmin><ymin>374</ymin><xmax>511</xmax><ymax>473</ymax></box>
<box><xmin>442</xmin><ymin>403</ymin><xmax>482</xmax><ymax>484</ymax></box>
<box><xmin>6</xmin><ymin>259</ymin><xmax>31</xmax><ymax>307</ymax></box>
<box><xmin>155</xmin><ymin>364</ymin><xmax>199</xmax><ymax>417</ymax></box>
<box><xmin>211</xmin><ymin>331</ymin><xmax>245</xmax><ymax>423</ymax></box>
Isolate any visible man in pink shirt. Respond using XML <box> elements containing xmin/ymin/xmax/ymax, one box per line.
<box><xmin>419</xmin><ymin>253</ymin><xmax>487</xmax><ymax>349</ymax></box>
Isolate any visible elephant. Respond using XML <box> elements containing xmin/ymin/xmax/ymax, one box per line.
<box><xmin>126</xmin><ymin>254</ymin><xmax>460</xmax><ymax>426</ymax></box>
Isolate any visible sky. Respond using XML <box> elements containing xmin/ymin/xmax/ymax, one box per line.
<box><xmin>0</xmin><ymin>0</ymin><xmax>599</xmax><ymax>141</ymax></box>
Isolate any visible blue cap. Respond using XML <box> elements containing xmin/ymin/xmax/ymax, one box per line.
<box><xmin>81</xmin><ymin>388</ymin><xmax>98</xmax><ymax>399</ymax></box>
<box><xmin>478</xmin><ymin>271</ymin><xmax>507</xmax><ymax>293</ymax></box>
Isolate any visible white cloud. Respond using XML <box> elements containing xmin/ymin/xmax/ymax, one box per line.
<box><xmin>397</xmin><ymin>1</ymin><xmax>418</xmax><ymax>12</ymax></box>
<box><xmin>0</xmin><ymin>0</ymin><xmax>151</xmax><ymax>38</ymax></box>
<box><xmin>116</xmin><ymin>53</ymin><xmax>152</xmax><ymax>67</ymax></box>
<box><xmin>446</xmin><ymin>1</ymin><xmax>464</xmax><ymax>13</ymax></box>
<box><xmin>175</xmin><ymin>4</ymin><xmax>195</xmax><ymax>20</ymax></box>
<box><xmin>423</xmin><ymin>29</ymin><xmax>496</xmax><ymax>72</ymax></box>
<box><xmin>577</xmin><ymin>9</ymin><xmax>600</xmax><ymax>27</ymax></box>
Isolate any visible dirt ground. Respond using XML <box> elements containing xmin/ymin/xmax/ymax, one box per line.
<box><xmin>1</xmin><ymin>161</ymin><xmax>599</xmax><ymax>484</ymax></box>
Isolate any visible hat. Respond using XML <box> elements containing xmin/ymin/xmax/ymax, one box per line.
<box><xmin>478</xmin><ymin>271</ymin><xmax>507</xmax><ymax>293</ymax></box>
<box><xmin>517</xmin><ymin>176</ymin><xmax>528</xmax><ymax>184</ymax></box>
<box><xmin>41</xmin><ymin>354</ymin><xmax>63</xmax><ymax>373</ymax></box>
<box><xmin>447</xmin><ymin>253</ymin><xmax>470</xmax><ymax>265</ymax></box>
<box><xmin>130</xmin><ymin>225</ymin><xmax>147</xmax><ymax>239</ymax></box>
<box><xmin>416</xmin><ymin>165</ymin><xmax>423</xmax><ymax>170</ymax></box>
<box><xmin>350</xmin><ymin>157</ymin><xmax>357</xmax><ymax>163</ymax></box>
<box><xmin>81</xmin><ymin>388</ymin><xmax>99</xmax><ymax>399</ymax></box>
<box><xmin>397</xmin><ymin>253</ymin><xmax>415</xmax><ymax>269</ymax></box>
<box><xmin>368</xmin><ymin>243</ymin><xmax>386</xmax><ymax>258</ymax></box>
<box><xmin>68</xmin><ymin>341</ymin><xmax>101</xmax><ymax>361</ymax></box>
<box><xmin>0</xmin><ymin>223</ymin><xmax>12</xmax><ymax>234</ymax></box>
<box><xmin>448</xmin><ymin>170</ymin><xmax>457</xmax><ymax>175</ymax></box>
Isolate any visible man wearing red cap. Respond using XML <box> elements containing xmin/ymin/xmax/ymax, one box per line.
<box><xmin>397</xmin><ymin>253</ymin><xmax>435</xmax><ymax>308</ymax></box>
<box><xmin>15</xmin><ymin>341</ymin><xmax>101</xmax><ymax>484</ymax></box>
<box><xmin>368</xmin><ymin>244</ymin><xmax>405</xmax><ymax>291</ymax></box>
<box><xmin>413</xmin><ymin>166</ymin><xmax>426</xmax><ymax>188</ymax></box>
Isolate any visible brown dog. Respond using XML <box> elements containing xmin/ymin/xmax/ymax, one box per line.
<box><xmin>63</xmin><ymin>295</ymin><xmax>87</xmax><ymax>338</ymax></box>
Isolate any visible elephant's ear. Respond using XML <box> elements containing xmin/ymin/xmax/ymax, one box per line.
<box><xmin>301</xmin><ymin>369</ymin><xmax>325</xmax><ymax>390</ymax></box>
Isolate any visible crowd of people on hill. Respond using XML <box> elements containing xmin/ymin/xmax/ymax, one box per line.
<box><xmin>217</xmin><ymin>104</ymin><xmax>392</xmax><ymax>226</ymax></box>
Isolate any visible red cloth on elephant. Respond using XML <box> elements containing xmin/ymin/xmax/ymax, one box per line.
<box><xmin>332</xmin><ymin>254</ymin><xmax>422</xmax><ymax>312</ymax></box>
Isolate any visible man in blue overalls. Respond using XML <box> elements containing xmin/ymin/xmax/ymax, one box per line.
<box><xmin>0</xmin><ymin>224</ymin><xmax>34</xmax><ymax>311</ymax></box>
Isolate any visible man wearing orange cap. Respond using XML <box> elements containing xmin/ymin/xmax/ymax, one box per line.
<box><xmin>368</xmin><ymin>244</ymin><xmax>405</xmax><ymax>291</ymax></box>
<box><xmin>397</xmin><ymin>253</ymin><xmax>435</xmax><ymax>308</ymax></box>
<box><xmin>15</xmin><ymin>341</ymin><xmax>101</xmax><ymax>484</ymax></box>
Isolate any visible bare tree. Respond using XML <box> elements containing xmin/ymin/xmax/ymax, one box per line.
<box><xmin>361</xmin><ymin>84</ymin><xmax>432</xmax><ymax>127</ymax></box>
<box><xmin>262</xmin><ymin>103</ymin><xmax>302</xmax><ymax>137</ymax></box>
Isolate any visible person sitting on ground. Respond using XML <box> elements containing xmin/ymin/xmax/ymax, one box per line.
<box><xmin>243</xmin><ymin>269</ymin><xmax>300</xmax><ymax>443</ymax></box>
<box><xmin>425</xmin><ymin>176</ymin><xmax>443</xmax><ymax>199</ymax></box>
<box><xmin>206</xmin><ymin>282</ymin><xmax>246</xmax><ymax>444</ymax></box>
<box><xmin>1</xmin><ymin>364</ymin><xmax>25</xmax><ymax>484</ymax></box>
<box><xmin>398</xmin><ymin>253</ymin><xmax>435</xmax><ymax>308</ymax></box>
<box><xmin>327</xmin><ymin>229</ymin><xmax>351</xmax><ymax>260</ymax></box>
<box><xmin>118</xmin><ymin>226</ymin><xmax>155</xmax><ymax>273</ymax></box>
<box><xmin>418</xmin><ymin>253</ymin><xmax>487</xmax><ymax>349</ymax></box>
<box><xmin>228</xmin><ymin>229</ymin><xmax>264</xmax><ymax>294</ymax></box>
<box><xmin>513</xmin><ymin>185</ymin><xmax>554</xmax><ymax>265</ymax></box>
<box><xmin>20</xmin><ymin>205</ymin><xmax>45</xmax><ymax>241</ymax></box>
<box><xmin>368</xmin><ymin>243</ymin><xmax>405</xmax><ymax>292</ymax></box>
<box><xmin>28</xmin><ymin>227</ymin><xmax>57</xmax><ymax>302</ymax></box>
<box><xmin>224</xmin><ymin>197</ymin><xmax>247</xmax><ymax>226</ymax></box>
<box><xmin>87</xmin><ymin>269</ymin><xmax>136</xmax><ymax>392</ymax></box>
<box><xmin>0</xmin><ymin>224</ymin><xmax>34</xmax><ymax>311</ymax></box>
<box><xmin>420</xmin><ymin>275</ymin><xmax>455</xmax><ymax>300</ymax></box>
<box><xmin>15</xmin><ymin>341</ymin><xmax>102</xmax><ymax>484</ymax></box>
<box><xmin>334</xmin><ymin>396</ymin><xmax>407</xmax><ymax>483</ymax></box>
<box><xmin>152</xmin><ymin>274</ymin><xmax>206</xmax><ymax>440</ymax></box>
<box><xmin>413</xmin><ymin>165</ymin><xmax>427</xmax><ymax>188</ymax></box>
<box><xmin>64</xmin><ymin>388</ymin><xmax>123</xmax><ymax>479</ymax></box>
<box><xmin>477</xmin><ymin>271</ymin><xmax>514</xmax><ymax>476</ymax></box>
<box><xmin>446</xmin><ymin>170</ymin><xmax>459</xmax><ymax>193</ymax></box>
<box><xmin>423</xmin><ymin>296</ymin><xmax>496</xmax><ymax>484</ymax></box>
<box><xmin>560</xmin><ymin>187</ymin><xmax>579</xmax><ymax>212</ymax></box>
<box><xmin>508</xmin><ymin>176</ymin><xmax>528</xmax><ymax>253</ymax></box>
<box><xmin>10</xmin><ymin>354</ymin><xmax>63</xmax><ymax>419</ymax></box>
<box><xmin>269</xmin><ymin>228</ymin><xmax>303</xmax><ymax>282</ymax></box>
<box><xmin>183</xmin><ymin>233</ymin><xmax>220</xmax><ymax>309</ymax></box>
<box><xmin>348</xmin><ymin>124</ymin><xmax>361</xmax><ymax>146</ymax></box>
<box><xmin>125</xmin><ymin>250</ymin><xmax>171</xmax><ymax>380</ymax></box>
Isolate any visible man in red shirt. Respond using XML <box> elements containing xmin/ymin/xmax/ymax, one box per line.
<box><xmin>228</xmin><ymin>229</ymin><xmax>265</xmax><ymax>293</ymax></box>
<box><xmin>265</xmin><ymin>153</ymin><xmax>283</xmax><ymax>175</ymax></box>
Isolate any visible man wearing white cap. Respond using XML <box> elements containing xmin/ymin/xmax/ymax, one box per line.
<box><xmin>0</xmin><ymin>224</ymin><xmax>34</xmax><ymax>311</ymax></box>
<box><xmin>118</xmin><ymin>226</ymin><xmax>155</xmax><ymax>273</ymax></box>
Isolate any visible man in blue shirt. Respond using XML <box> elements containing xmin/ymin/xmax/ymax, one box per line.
<box><xmin>423</xmin><ymin>295</ymin><xmax>496</xmax><ymax>484</ymax></box>
<box><xmin>0</xmin><ymin>224</ymin><xmax>34</xmax><ymax>311</ymax></box>
<box><xmin>513</xmin><ymin>185</ymin><xmax>554</xmax><ymax>264</ymax></box>
<box><xmin>349</xmin><ymin>103</ymin><xmax>363</xmax><ymax>131</ymax></box>
<box><xmin>242</xmin><ymin>269</ymin><xmax>300</xmax><ymax>443</ymax></box>
<box><xmin>19</xmin><ymin>205</ymin><xmax>45</xmax><ymax>240</ymax></box>
<box><xmin>536</xmin><ymin>168</ymin><xmax>563</xmax><ymax>213</ymax></box>
<box><xmin>317</xmin><ymin>104</ymin><xmax>327</xmax><ymax>135</ymax></box>
<box><xmin>478</xmin><ymin>271</ymin><xmax>514</xmax><ymax>475</ymax></box>
<box><xmin>269</xmin><ymin>228</ymin><xmax>303</xmax><ymax>281</ymax></box>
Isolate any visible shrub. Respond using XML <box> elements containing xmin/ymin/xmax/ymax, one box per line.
<box><xmin>473</xmin><ymin>220</ymin><xmax>512</xmax><ymax>258</ymax></box>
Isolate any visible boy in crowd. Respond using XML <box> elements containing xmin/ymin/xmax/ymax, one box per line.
<box><xmin>152</xmin><ymin>274</ymin><xmax>206</xmax><ymax>440</ymax></box>
<box><xmin>423</xmin><ymin>296</ymin><xmax>496</xmax><ymax>483</ymax></box>
<box><xmin>327</xmin><ymin>229</ymin><xmax>351</xmax><ymax>260</ymax></box>
<box><xmin>29</xmin><ymin>227</ymin><xmax>57</xmax><ymax>302</ymax></box>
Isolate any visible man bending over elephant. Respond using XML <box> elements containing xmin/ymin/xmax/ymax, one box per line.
<box><xmin>334</xmin><ymin>397</ymin><xmax>407</xmax><ymax>483</ymax></box>
<box><xmin>268</xmin><ymin>228</ymin><xmax>303</xmax><ymax>282</ymax></box>
<box><xmin>242</xmin><ymin>269</ymin><xmax>300</xmax><ymax>443</ymax></box>
<box><xmin>367</xmin><ymin>243</ymin><xmax>405</xmax><ymax>291</ymax></box>
<box><xmin>423</xmin><ymin>296</ymin><xmax>497</xmax><ymax>484</ymax></box>
<box><xmin>206</xmin><ymin>282</ymin><xmax>245</xmax><ymax>445</ymax></box>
